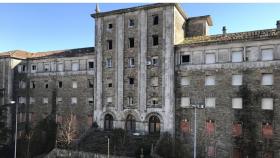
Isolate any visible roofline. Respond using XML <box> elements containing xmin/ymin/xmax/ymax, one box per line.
<box><xmin>187</xmin><ymin>15</ymin><xmax>213</xmax><ymax>26</ymax></box>
<box><xmin>91</xmin><ymin>3</ymin><xmax>187</xmax><ymax>19</ymax></box>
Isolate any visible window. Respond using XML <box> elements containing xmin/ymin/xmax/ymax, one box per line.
<box><xmin>106</xmin><ymin>58</ymin><xmax>112</xmax><ymax>68</ymax></box>
<box><xmin>205</xmin><ymin>53</ymin><xmax>216</xmax><ymax>64</ymax></box>
<box><xmin>261</xmin><ymin>49</ymin><xmax>273</xmax><ymax>61</ymax></box>
<box><xmin>107</xmin><ymin>97</ymin><xmax>112</xmax><ymax>103</ymax></box>
<box><xmin>19</xmin><ymin>80</ymin><xmax>26</xmax><ymax>89</ymax></box>
<box><xmin>206</xmin><ymin>120</ymin><xmax>215</xmax><ymax>136</ymax></box>
<box><xmin>181</xmin><ymin>77</ymin><xmax>190</xmax><ymax>86</ymax></box>
<box><xmin>129</xmin><ymin>78</ymin><xmax>134</xmax><ymax>85</ymax></box>
<box><xmin>153</xmin><ymin>15</ymin><xmax>158</xmax><ymax>25</ymax></box>
<box><xmin>128</xmin><ymin>97</ymin><xmax>134</xmax><ymax>106</ymax></box>
<box><xmin>262</xmin><ymin>98</ymin><xmax>273</xmax><ymax>110</ymax></box>
<box><xmin>152</xmin><ymin>56</ymin><xmax>159</xmax><ymax>66</ymax></box>
<box><xmin>262</xmin><ymin>122</ymin><xmax>273</xmax><ymax>139</ymax></box>
<box><xmin>30</xmin><ymin>97</ymin><xmax>35</xmax><ymax>104</ymax></box>
<box><xmin>31</xmin><ymin>65</ymin><xmax>37</xmax><ymax>73</ymax></box>
<box><xmin>233</xmin><ymin>148</ymin><xmax>241</xmax><ymax>158</ymax></box>
<box><xmin>44</xmin><ymin>63</ymin><xmax>50</xmax><ymax>71</ymax></box>
<box><xmin>44</xmin><ymin>81</ymin><xmax>48</xmax><ymax>89</ymax></box>
<box><xmin>128</xmin><ymin>19</ymin><xmax>134</xmax><ymax>27</ymax></box>
<box><xmin>181</xmin><ymin>97</ymin><xmax>190</xmax><ymax>108</ymax></box>
<box><xmin>88</xmin><ymin>61</ymin><xmax>94</xmax><ymax>69</ymax></box>
<box><xmin>181</xmin><ymin>55</ymin><xmax>190</xmax><ymax>64</ymax></box>
<box><xmin>72</xmin><ymin>81</ymin><xmax>78</xmax><ymax>88</ymax></box>
<box><xmin>56</xmin><ymin>97</ymin><xmax>62</xmax><ymax>103</ymax></box>
<box><xmin>232</xmin><ymin>98</ymin><xmax>243</xmax><ymax>109</ymax></box>
<box><xmin>18</xmin><ymin>97</ymin><xmax>26</xmax><ymax>104</ymax></box>
<box><xmin>152</xmin><ymin>98</ymin><xmax>158</xmax><ymax>106</ymax></box>
<box><xmin>232</xmin><ymin>121</ymin><xmax>242</xmax><ymax>137</ymax></box>
<box><xmin>71</xmin><ymin>97</ymin><xmax>77</xmax><ymax>104</ymax></box>
<box><xmin>30</xmin><ymin>81</ymin><xmax>35</xmax><ymax>89</ymax></box>
<box><xmin>43</xmin><ymin>98</ymin><xmax>48</xmax><ymax>104</ymax></box>
<box><xmin>207</xmin><ymin>145</ymin><xmax>216</xmax><ymax>157</ymax></box>
<box><xmin>17</xmin><ymin>65</ymin><xmax>23</xmax><ymax>73</ymax></box>
<box><xmin>107</xmin><ymin>40</ymin><xmax>113</xmax><ymax>50</ymax></box>
<box><xmin>58</xmin><ymin>63</ymin><xmax>64</xmax><ymax>72</ymax></box>
<box><xmin>88</xmin><ymin>80</ymin><xmax>94</xmax><ymax>88</ymax></box>
<box><xmin>262</xmin><ymin>74</ymin><xmax>273</xmax><ymax>85</ymax></box>
<box><xmin>72</xmin><ymin>62</ymin><xmax>79</xmax><ymax>71</ymax></box>
<box><xmin>232</xmin><ymin>51</ymin><xmax>243</xmax><ymax>62</ymax></box>
<box><xmin>232</xmin><ymin>74</ymin><xmax>242</xmax><ymax>86</ymax></box>
<box><xmin>88</xmin><ymin>97</ymin><xmax>94</xmax><ymax>104</ymax></box>
<box><xmin>108</xmin><ymin>23</ymin><xmax>113</xmax><ymax>29</ymax></box>
<box><xmin>205</xmin><ymin>75</ymin><xmax>215</xmax><ymax>86</ymax></box>
<box><xmin>151</xmin><ymin>77</ymin><xmax>158</xmax><ymax>87</ymax></box>
<box><xmin>104</xmin><ymin>114</ymin><xmax>113</xmax><ymax>131</ymax></box>
<box><xmin>152</xmin><ymin>35</ymin><xmax>158</xmax><ymax>46</ymax></box>
<box><xmin>263</xmin><ymin>151</ymin><xmax>273</xmax><ymax>158</ymax></box>
<box><xmin>149</xmin><ymin>116</ymin><xmax>160</xmax><ymax>134</ymax></box>
<box><xmin>205</xmin><ymin>98</ymin><xmax>216</xmax><ymax>108</ymax></box>
<box><xmin>180</xmin><ymin>119</ymin><xmax>190</xmax><ymax>135</ymax></box>
<box><xmin>125</xmin><ymin>115</ymin><xmax>136</xmax><ymax>132</ymax></box>
<box><xmin>108</xmin><ymin>83</ymin><xmax>112</xmax><ymax>87</ymax></box>
<box><xmin>129</xmin><ymin>38</ymin><xmax>134</xmax><ymax>48</ymax></box>
<box><xmin>128</xmin><ymin>58</ymin><xmax>135</xmax><ymax>67</ymax></box>
<box><xmin>58</xmin><ymin>81</ymin><xmax>63</xmax><ymax>88</ymax></box>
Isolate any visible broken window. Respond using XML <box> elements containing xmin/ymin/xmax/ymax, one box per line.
<box><xmin>152</xmin><ymin>35</ymin><xmax>158</xmax><ymax>46</ymax></box>
<box><xmin>129</xmin><ymin>78</ymin><xmax>134</xmax><ymax>85</ymax></box>
<box><xmin>88</xmin><ymin>61</ymin><xmax>94</xmax><ymax>69</ymax></box>
<box><xmin>153</xmin><ymin>15</ymin><xmax>158</xmax><ymax>25</ymax></box>
<box><xmin>231</xmin><ymin>51</ymin><xmax>243</xmax><ymax>62</ymax></box>
<box><xmin>107</xmin><ymin>40</ymin><xmax>113</xmax><ymax>50</ymax></box>
<box><xmin>106</xmin><ymin>58</ymin><xmax>112</xmax><ymax>68</ymax></box>
<box><xmin>56</xmin><ymin>97</ymin><xmax>62</xmax><ymax>103</ymax></box>
<box><xmin>17</xmin><ymin>65</ymin><xmax>23</xmax><ymax>73</ymax></box>
<box><xmin>30</xmin><ymin>81</ymin><xmax>36</xmax><ymax>89</ymax></box>
<box><xmin>262</xmin><ymin>98</ymin><xmax>273</xmax><ymax>110</ymax></box>
<box><xmin>108</xmin><ymin>83</ymin><xmax>112</xmax><ymax>88</ymax></box>
<box><xmin>44</xmin><ymin>81</ymin><xmax>48</xmax><ymax>89</ymax></box>
<box><xmin>232</xmin><ymin>98</ymin><xmax>242</xmax><ymax>109</ymax></box>
<box><xmin>262</xmin><ymin>122</ymin><xmax>273</xmax><ymax>139</ymax></box>
<box><xmin>128</xmin><ymin>19</ymin><xmax>134</xmax><ymax>27</ymax></box>
<box><xmin>205</xmin><ymin>53</ymin><xmax>216</xmax><ymax>64</ymax></box>
<box><xmin>129</xmin><ymin>38</ymin><xmax>134</xmax><ymax>48</ymax></box>
<box><xmin>88</xmin><ymin>97</ymin><xmax>94</xmax><ymax>104</ymax></box>
<box><xmin>31</xmin><ymin>65</ymin><xmax>37</xmax><ymax>73</ymax></box>
<box><xmin>43</xmin><ymin>98</ymin><xmax>48</xmax><ymax>104</ymax></box>
<box><xmin>261</xmin><ymin>49</ymin><xmax>273</xmax><ymax>61</ymax></box>
<box><xmin>205</xmin><ymin>98</ymin><xmax>216</xmax><ymax>108</ymax></box>
<box><xmin>71</xmin><ymin>97</ymin><xmax>77</xmax><ymax>104</ymax></box>
<box><xmin>128</xmin><ymin>97</ymin><xmax>134</xmax><ymax>106</ymax></box>
<box><xmin>205</xmin><ymin>75</ymin><xmax>215</xmax><ymax>86</ymax></box>
<box><xmin>232</xmin><ymin>121</ymin><xmax>242</xmax><ymax>137</ymax></box>
<box><xmin>180</xmin><ymin>119</ymin><xmax>190</xmax><ymax>135</ymax></box>
<box><xmin>262</xmin><ymin>74</ymin><xmax>273</xmax><ymax>85</ymax></box>
<box><xmin>181</xmin><ymin>55</ymin><xmax>190</xmax><ymax>64</ymax></box>
<box><xmin>181</xmin><ymin>97</ymin><xmax>190</xmax><ymax>108</ymax></box>
<box><xmin>152</xmin><ymin>98</ymin><xmax>158</xmax><ymax>106</ymax></box>
<box><xmin>58</xmin><ymin>81</ymin><xmax>63</xmax><ymax>88</ymax></box>
<box><xmin>19</xmin><ymin>80</ymin><xmax>26</xmax><ymax>89</ymax></box>
<box><xmin>18</xmin><ymin>97</ymin><xmax>26</xmax><ymax>104</ymax></box>
<box><xmin>206</xmin><ymin>120</ymin><xmax>215</xmax><ymax>136</ymax></box>
<box><xmin>88</xmin><ymin>79</ymin><xmax>94</xmax><ymax>88</ymax></box>
<box><xmin>44</xmin><ymin>63</ymin><xmax>50</xmax><ymax>71</ymax></box>
<box><xmin>108</xmin><ymin>23</ymin><xmax>113</xmax><ymax>29</ymax></box>
<box><xmin>181</xmin><ymin>77</ymin><xmax>190</xmax><ymax>86</ymax></box>
<box><xmin>128</xmin><ymin>58</ymin><xmax>135</xmax><ymax>67</ymax></box>
<box><xmin>72</xmin><ymin>81</ymin><xmax>78</xmax><ymax>88</ymax></box>
<box><xmin>232</xmin><ymin>74</ymin><xmax>242</xmax><ymax>86</ymax></box>
<box><xmin>152</xmin><ymin>56</ymin><xmax>159</xmax><ymax>66</ymax></box>
<box><xmin>22</xmin><ymin>65</ymin><xmax>26</xmax><ymax>72</ymax></box>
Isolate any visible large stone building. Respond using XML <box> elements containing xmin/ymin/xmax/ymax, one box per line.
<box><xmin>1</xmin><ymin>3</ymin><xmax>280</xmax><ymax>158</ymax></box>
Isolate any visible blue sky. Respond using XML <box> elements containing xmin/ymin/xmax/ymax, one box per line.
<box><xmin>0</xmin><ymin>3</ymin><xmax>280</xmax><ymax>52</ymax></box>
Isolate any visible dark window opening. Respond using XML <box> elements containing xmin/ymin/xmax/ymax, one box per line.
<box><xmin>108</xmin><ymin>23</ymin><xmax>113</xmax><ymax>29</ymax></box>
<box><xmin>108</xmin><ymin>83</ymin><xmax>112</xmax><ymax>87</ymax></box>
<box><xmin>89</xmin><ymin>62</ymin><xmax>94</xmax><ymax>69</ymax></box>
<box><xmin>88</xmin><ymin>80</ymin><xmax>94</xmax><ymax>88</ymax></box>
<box><xmin>129</xmin><ymin>38</ymin><xmax>134</xmax><ymax>48</ymax></box>
<box><xmin>149</xmin><ymin>115</ymin><xmax>160</xmax><ymax>134</ymax></box>
<box><xmin>152</xmin><ymin>35</ymin><xmax>158</xmax><ymax>46</ymax></box>
<box><xmin>31</xmin><ymin>81</ymin><xmax>35</xmax><ymax>88</ymax></box>
<box><xmin>181</xmin><ymin>55</ymin><xmax>190</xmax><ymax>64</ymax></box>
<box><xmin>104</xmin><ymin>114</ymin><xmax>113</xmax><ymax>131</ymax></box>
<box><xmin>22</xmin><ymin>65</ymin><xmax>26</xmax><ymax>72</ymax></box>
<box><xmin>32</xmin><ymin>65</ymin><xmax>36</xmax><ymax>70</ymax></box>
<box><xmin>152</xmin><ymin>99</ymin><xmax>158</xmax><ymax>106</ymax></box>
<box><xmin>129</xmin><ymin>78</ymin><xmax>134</xmax><ymax>85</ymax></box>
<box><xmin>153</xmin><ymin>15</ymin><xmax>159</xmax><ymax>25</ymax></box>
<box><xmin>129</xmin><ymin>19</ymin><xmax>134</xmax><ymax>27</ymax></box>
<box><xmin>107</xmin><ymin>40</ymin><xmax>113</xmax><ymax>50</ymax></box>
<box><xmin>45</xmin><ymin>83</ymin><xmax>48</xmax><ymax>89</ymax></box>
<box><xmin>58</xmin><ymin>81</ymin><xmax>62</xmax><ymax>88</ymax></box>
<box><xmin>125</xmin><ymin>115</ymin><xmax>136</xmax><ymax>133</ymax></box>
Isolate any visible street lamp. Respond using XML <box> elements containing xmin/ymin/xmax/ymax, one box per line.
<box><xmin>105</xmin><ymin>136</ymin><xmax>110</xmax><ymax>158</ymax></box>
<box><xmin>191</xmin><ymin>104</ymin><xmax>204</xmax><ymax>158</ymax></box>
<box><xmin>9</xmin><ymin>101</ymin><xmax>17</xmax><ymax>158</ymax></box>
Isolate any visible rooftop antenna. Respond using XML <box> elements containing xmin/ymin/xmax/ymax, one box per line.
<box><xmin>95</xmin><ymin>3</ymin><xmax>100</xmax><ymax>13</ymax></box>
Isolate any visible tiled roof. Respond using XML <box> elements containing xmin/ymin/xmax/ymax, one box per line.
<box><xmin>0</xmin><ymin>47</ymin><xmax>94</xmax><ymax>59</ymax></box>
<box><xmin>177</xmin><ymin>29</ymin><xmax>280</xmax><ymax>47</ymax></box>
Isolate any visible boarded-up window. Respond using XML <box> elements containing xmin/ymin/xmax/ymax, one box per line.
<box><xmin>262</xmin><ymin>98</ymin><xmax>273</xmax><ymax>110</ymax></box>
<box><xmin>261</xmin><ymin>49</ymin><xmax>273</xmax><ymax>61</ymax></box>
<box><xmin>205</xmin><ymin>75</ymin><xmax>215</xmax><ymax>86</ymax></box>
<box><xmin>262</xmin><ymin>123</ymin><xmax>273</xmax><ymax>139</ymax></box>
<box><xmin>180</xmin><ymin>119</ymin><xmax>190</xmax><ymax>135</ymax></box>
<box><xmin>232</xmin><ymin>51</ymin><xmax>243</xmax><ymax>62</ymax></box>
<box><xmin>71</xmin><ymin>97</ymin><xmax>77</xmax><ymax>104</ymax></box>
<box><xmin>205</xmin><ymin>53</ymin><xmax>216</xmax><ymax>64</ymax></box>
<box><xmin>207</xmin><ymin>145</ymin><xmax>216</xmax><ymax>157</ymax></box>
<box><xmin>232</xmin><ymin>122</ymin><xmax>242</xmax><ymax>137</ymax></box>
<box><xmin>181</xmin><ymin>77</ymin><xmax>190</xmax><ymax>86</ymax></box>
<box><xmin>205</xmin><ymin>98</ymin><xmax>215</xmax><ymax>108</ymax></box>
<box><xmin>232</xmin><ymin>74</ymin><xmax>242</xmax><ymax>86</ymax></box>
<box><xmin>151</xmin><ymin>77</ymin><xmax>158</xmax><ymax>87</ymax></box>
<box><xmin>72</xmin><ymin>81</ymin><xmax>78</xmax><ymax>88</ymax></box>
<box><xmin>43</xmin><ymin>98</ymin><xmax>48</xmax><ymax>104</ymax></box>
<box><xmin>262</xmin><ymin>74</ymin><xmax>273</xmax><ymax>85</ymax></box>
<box><xmin>263</xmin><ymin>151</ymin><xmax>273</xmax><ymax>158</ymax></box>
<box><xmin>206</xmin><ymin>120</ymin><xmax>215</xmax><ymax>136</ymax></box>
<box><xmin>233</xmin><ymin>148</ymin><xmax>241</xmax><ymax>158</ymax></box>
<box><xmin>232</xmin><ymin>98</ymin><xmax>242</xmax><ymax>109</ymax></box>
<box><xmin>181</xmin><ymin>97</ymin><xmax>190</xmax><ymax>108</ymax></box>
<box><xmin>107</xmin><ymin>97</ymin><xmax>112</xmax><ymax>103</ymax></box>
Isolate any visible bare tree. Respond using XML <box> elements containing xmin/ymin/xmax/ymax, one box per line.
<box><xmin>56</xmin><ymin>111</ymin><xmax>78</xmax><ymax>148</ymax></box>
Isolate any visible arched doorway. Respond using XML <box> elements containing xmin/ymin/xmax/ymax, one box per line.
<box><xmin>125</xmin><ymin>114</ymin><xmax>136</xmax><ymax>133</ymax></box>
<box><xmin>149</xmin><ymin>115</ymin><xmax>160</xmax><ymax>134</ymax></box>
<box><xmin>104</xmin><ymin>114</ymin><xmax>113</xmax><ymax>131</ymax></box>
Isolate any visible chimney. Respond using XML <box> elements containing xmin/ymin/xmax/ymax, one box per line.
<box><xmin>222</xmin><ymin>26</ymin><xmax>227</xmax><ymax>35</ymax></box>
<box><xmin>277</xmin><ymin>20</ymin><xmax>280</xmax><ymax>30</ymax></box>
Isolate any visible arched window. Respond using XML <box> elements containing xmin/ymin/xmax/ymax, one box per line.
<box><xmin>149</xmin><ymin>115</ymin><xmax>160</xmax><ymax>134</ymax></box>
<box><xmin>125</xmin><ymin>115</ymin><xmax>136</xmax><ymax>132</ymax></box>
<box><xmin>104</xmin><ymin>114</ymin><xmax>113</xmax><ymax>131</ymax></box>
